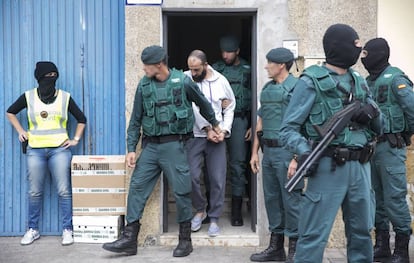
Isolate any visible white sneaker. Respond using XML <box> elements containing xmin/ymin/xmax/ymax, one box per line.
<box><xmin>62</xmin><ymin>229</ymin><xmax>74</xmax><ymax>246</ymax></box>
<box><xmin>21</xmin><ymin>228</ymin><xmax>40</xmax><ymax>245</ymax></box>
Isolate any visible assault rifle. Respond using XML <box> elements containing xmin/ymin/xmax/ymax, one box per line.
<box><xmin>285</xmin><ymin>100</ymin><xmax>361</xmax><ymax>192</ymax></box>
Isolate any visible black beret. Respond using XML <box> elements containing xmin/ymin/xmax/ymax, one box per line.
<box><xmin>220</xmin><ymin>36</ymin><xmax>239</xmax><ymax>52</ymax></box>
<box><xmin>34</xmin><ymin>61</ymin><xmax>59</xmax><ymax>81</ymax></box>
<box><xmin>266</xmin><ymin>48</ymin><xmax>294</xmax><ymax>63</ymax></box>
<box><xmin>141</xmin><ymin>45</ymin><xmax>167</xmax><ymax>64</ymax></box>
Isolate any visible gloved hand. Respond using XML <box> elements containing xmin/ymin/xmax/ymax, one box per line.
<box><xmin>351</xmin><ymin>103</ymin><xmax>380</xmax><ymax>124</ymax></box>
<box><xmin>297</xmin><ymin>152</ymin><xmax>319</xmax><ymax>177</ymax></box>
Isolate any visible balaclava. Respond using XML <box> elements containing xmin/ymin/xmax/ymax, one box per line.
<box><xmin>323</xmin><ymin>24</ymin><xmax>362</xmax><ymax>69</ymax></box>
<box><xmin>34</xmin><ymin>61</ymin><xmax>59</xmax><ymax>103</ymax></box>
<box><xmin>361</xmin><ymin>38</ymin><xmax>390</xmax><ymax>80</ymax></box>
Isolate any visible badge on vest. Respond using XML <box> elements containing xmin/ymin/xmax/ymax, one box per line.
<box><xmin>40</xmin><ymin>111</ymin><xmax>48</xmax><ymax>118</ymax></box>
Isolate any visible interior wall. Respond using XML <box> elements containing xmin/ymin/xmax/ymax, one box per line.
<box><xmin>165</xmin><ymin>14</ymin><xmax>252</xmax><ymax>70</ymax></box>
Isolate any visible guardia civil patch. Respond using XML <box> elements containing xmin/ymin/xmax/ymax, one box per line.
<box><xmin>171</xmin><ymin>78</ymin><xmax>180</xmax><ymax>83</ymax></box>
<box><xmin>398</xmin><ymin>84</ymin><xmax>406</xmax><ymax>89</ymax></box>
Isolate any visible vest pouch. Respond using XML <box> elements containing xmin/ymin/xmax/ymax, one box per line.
<box><xmin>171</xmin><ymin>109</ymin><xmax>189</xmax><ymax>133</ymax></box>
<box><xmin>305</xmin><ymin>103</ymin><xmax>325</xmax><ymax>138</ymax></box>
<box><xmin>389</xmin><ymin>106</ymin><xmax>405</xmax><ymax>132</ymax></box>
<box><xmin>142</xmin><ymin>115</ymin><xmax>156</xmax><ymax>134</ymax></box>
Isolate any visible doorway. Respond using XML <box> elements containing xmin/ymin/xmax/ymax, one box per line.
<box><xmin>161</xmin><ymin>9</ymin><xmax>258</xmax><ymax>237</ymax></box>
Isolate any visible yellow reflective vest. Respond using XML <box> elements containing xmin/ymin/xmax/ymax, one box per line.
<box><xmin>25</xmin><ymin>88</ymin><xmax>70</xmax><ymax>147</ymax></box>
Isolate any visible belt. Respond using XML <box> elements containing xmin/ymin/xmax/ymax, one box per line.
<box><xmin>144</xmin><ymin>134</ymin><xmax>192</xmax><ymax>144</ymax></box>
<box><xmin>234</xmin><ymin>111</ymin><xmax>250</xmax><ymax>118</ymax></box>
<box><xmin>263</xmin><ymin>138</ymin><xmax>280</xmax><ymax>147</ymax></box>
<box><xmin>323</xmin><ymin>147</ymin><xmax>363</xmax><ymax>161</ymax></box>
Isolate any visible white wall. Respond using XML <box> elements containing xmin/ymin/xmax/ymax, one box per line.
<box><xmin>378</xmin><ymin>0</ymin><xmax>414</xmax><ymax>79</ymax></box>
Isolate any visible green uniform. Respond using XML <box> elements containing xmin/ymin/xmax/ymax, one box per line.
<box><xmin>258</xmin><ymin>74</ymin><xmax>302</xmax><ymax>237</ymax></box>
<box><xmin>280</xmin><ymin>65</ymin><xmax>382</xmax><ymax>263</ymax></box>
<box><xmin>126</xmin><ymin>69</ymin><xmax>218</xmax><ymax>224</ymax></box>
<box><xmin>212</xmin><ymin>58</ymin><xmax>251</xmax><ymax>197</ymax></box>
<box><xmin>368</xmin><ymin>66</ymin><xmax>414</xmax><ymax>236</ymax></box>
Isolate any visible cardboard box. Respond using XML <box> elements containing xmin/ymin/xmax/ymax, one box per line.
<box><xmin>73</xmin><ymin>215</ymin><xmax>124</xmax><ymax>243</ymax></box>
<box><xmin>72</xmin><ymin>155</ymin><xmax>126</xmax><ymax>215</ymax></box>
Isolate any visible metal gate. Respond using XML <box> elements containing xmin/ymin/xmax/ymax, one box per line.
<box><xmin>0</xmin><ymin>0</ymin><xmax>125</xmax><ymax>235</ymax></box>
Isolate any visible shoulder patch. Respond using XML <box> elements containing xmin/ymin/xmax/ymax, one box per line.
<box><xmin>384</xmin><ymin>73</ymin><xmax>393</xmax><ymax>79</ymax></box>
<box><xmin>398</xmin><ymin>84</ymin><xmax>407</xmax><ymax>89</ymax></box>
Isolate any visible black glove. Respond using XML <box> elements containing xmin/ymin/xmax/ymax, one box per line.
<box><xmin>297</xmin><ymin>152</ymin><xmax>319</xmax><ymax>177</ymax></box>
<box><xmin>351</xmin><ymin>103</ymin><xmax>380</xmax><ymax>124</ymax></box>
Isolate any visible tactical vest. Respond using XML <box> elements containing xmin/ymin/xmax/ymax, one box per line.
<box><xmin>140</xmin><ymin>68</ymin><xmax>194</xmax><ymax>136</ymax></box>
<box><xmin>213</xmin><ymin>58</ymin><xmax>251</xmax><ymax>113</ymax></box>
<box><xmin>25</xmin><ymin>88</ymin><xmax>70</xmax><ymax>148</ymax></box>
<box><xmin>260</xmin><ymin>75</ymin><xmax>297</xmax><ymax>140</ymax></box>
<box><xmin>302</xmin><ymin>65</ymin><xmax>371</xmax><ymax>145</ymax></box>
<box><xmin>367</xmin><ymin>66</ymin><xmax>410</xmax><ymax>133</ymax></box>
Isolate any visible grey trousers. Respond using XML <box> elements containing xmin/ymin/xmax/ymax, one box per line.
<box><xmin>186</xmin><ymin>137</ymin><xmax>227</xmax><ymax>220</ymax></box>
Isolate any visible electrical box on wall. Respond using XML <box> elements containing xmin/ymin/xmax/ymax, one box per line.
<box><xmin>283</xmin><ymin>40</ymin><xmax>299</xmax><ymax>59</ymax></box>
<box><xmin>304</xmin><ymin>56</ymin><xmax>325</xmax><ymax>68</ymax></box>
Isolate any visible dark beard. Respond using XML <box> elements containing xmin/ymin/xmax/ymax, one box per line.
<box><xmin>224</xmin><ymin>56</ymin><xmax>236</xmax><ymax>66</ymax></box>
<box><xmin>38</xmin><ymin>77</ymin><xmax>57</xmax><ymax>103</ymax></box>
<box><xmin>192</xmin><ymin>69</ymin><xmax>207</xmax><ymax>82</ymax></box>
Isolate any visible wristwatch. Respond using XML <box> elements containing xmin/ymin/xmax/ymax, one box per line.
<box><xmin>74</xmin><ymin>136</ymin><xmax>80</xmax><ymax>142</ymax></box>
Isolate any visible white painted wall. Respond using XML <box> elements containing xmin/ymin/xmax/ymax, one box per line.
<box><xmin>378</xmin><ymin>0</ymin><xmax>414</xmax><ymax>79</ymax></box>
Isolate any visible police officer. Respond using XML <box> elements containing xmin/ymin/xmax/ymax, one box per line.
<box><xmin>102</xmin><ymin>45</ymin><xmax>221</xmax><ymax>257</ymax></box>
<box><xmin>6</xmin><ymin>61</ymin><xmax>86</xmax><ymax>246</ymax></box>
<box><xmin>280</xmin><ymin>24</ymin><xmax>383</xmax><ymax>262</ymax></box>
<box><xmin>249</xmin><ymin>48</ymin><xmax>303</xmax><ymax>263</ymax></box>
<box><xmin>361</xmin><ymin>38</ymin><xmax>413</xmax><ymax>263</ymax></box>
<box><xmin>212</xmin><ymin>35</ymin><xmax>252</xmax><ymax>226</ymax></box>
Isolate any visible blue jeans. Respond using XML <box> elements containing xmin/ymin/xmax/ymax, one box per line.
<box><xmin>26</xmin><ymin>146</ymin><xmax>73</xmax><ymax>230</ymax></box>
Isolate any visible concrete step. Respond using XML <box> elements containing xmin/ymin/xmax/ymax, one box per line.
<box><xmin>160</xmin><ymin>212</ymin><xmax>259</xmax><ymax>247</ymax></box>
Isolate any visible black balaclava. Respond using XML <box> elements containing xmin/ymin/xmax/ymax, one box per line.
<box><xmin>361</xmin><ymin>38</ymin><xmax>390</xmax><ymax>80</ymax></box>
<box><xmin>323</xmin><ymin>24</ymin><xmax>362</xmax><ymax>69</ymax></box>
<box><xmin>34</xmin><ymin>61</ymin><xmax>59</xmax><ymax>103</ymax></box>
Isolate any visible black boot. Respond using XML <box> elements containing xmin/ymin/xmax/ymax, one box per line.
<box><xmin>231</xmin><ymin>196</ymin><xmax>244</xmax><ymax>226</ymax></box>
<box><xmin>373</xmin><ymin>230</ymin><xmax>391</xmax><ymax>262</ymax></box>
<box><xmin>173</xmin><ymin>221</ymin><xmax>193</xmax><ymax>257</ymax></box>
<box><xmin>250</xmin><ymin>233</ymin><xmax>286</xmax><ymax>262</ymax></box>
<box><xmin>390</xmin><ymin>233</ymin><xmax>410</xmax><ymax>263</ymax></box>
<box><xmin>286</xmin><ymin>237</ymin><xmax>297</xmax><ymax>263</ymax></box>
<box><xmin>102</xmin><ymin>221</ymin><xmax>140</xmax><ymax>255</ymax></box>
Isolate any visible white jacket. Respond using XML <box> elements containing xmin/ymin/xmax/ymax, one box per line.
<box><xmin>184</xmin><ymin>65</ymin><xmax>235</xmax><ymax>138</ymax></box>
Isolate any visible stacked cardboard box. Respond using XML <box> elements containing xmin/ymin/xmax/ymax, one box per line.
<box><xmin>71</xmin><ymin>155</ymin><xmax>126</xmax><ymax>243</ymax></box>
<box><xmin>73</xmin><ymin>215</ymin><xmax>124</xmax><ymax>243</ymax></box>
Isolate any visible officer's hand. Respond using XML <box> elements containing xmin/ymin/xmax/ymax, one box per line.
<box><xmin>245</xmin><ymin>128</ymin><xmax>252</xmax><ymax>141</ymax></box>
<box><xmin>126</xmin><ymin>152</ymin><xmax>136</xmax><ymax>168</ymax></box>
<box><xmin>18</xmin><ymin>131</ymin><xmax>29</xmax><ymax>142</ymax></box>
<box><xmin>61</xmin><ymin>139</ymin><xmax>78</xmax><ymax>149</ymax></box>
<box><xmin>250</xmin><ymin>153</ymin><xmax>260</xmax><ymax>174</ymax></box>
<box><xmin>352</xmin><ymin>103</ymin><xmax>380</xmax><ymax>124</ymax></box>
<box><xmin>287</xmin><ymin>158</ymin><xmax>298</xmax><ymax>179</ymax></box>
<box><xmin>297</xmin><ymin>152</ymin><xmax>319</xmax><ymax>177</ymax></box>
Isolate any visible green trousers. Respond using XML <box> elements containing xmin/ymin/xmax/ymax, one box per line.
<box><xmin>262</xmin><ymin>146</ymin><xmax>301</xmax><ymax>237</ymax></box>
<box><xmin>295</xmin><ymin>157</ymin><xmax>374</xmax><ymax>263</ymax></box>
<box><xmin>371</xmin><ymin>141</ymin><xmax>412</xmax><ymax>235</ymax></box>
<box><xmin>226</xmin><ymin>116</ymin><xmax>250</xmax><ymax>197</ymax></box>
<box><xmin>126</xmin><ymin>140</ymin><xmax>192</xmax><ymax>224</ymax></box>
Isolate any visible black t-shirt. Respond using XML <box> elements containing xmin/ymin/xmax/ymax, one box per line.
<box><xmin>7</xmin><ymin>92</ymin><xmax>87</xmax><ymax>123</ymax></box>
